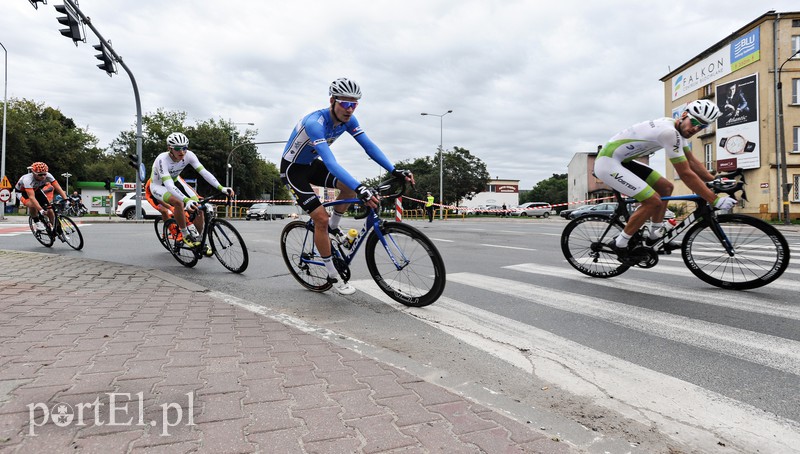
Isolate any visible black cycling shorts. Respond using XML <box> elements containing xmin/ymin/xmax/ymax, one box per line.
<box><xmin>280</xmin><ymin>159</ymin><xmax>338</xmax><ymax>213</ymax></box>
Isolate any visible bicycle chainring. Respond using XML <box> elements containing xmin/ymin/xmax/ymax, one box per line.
<box><xmin>630</xmin><ymin>246</ymin><xmax>658</xmax><ymax>268</ymax></box>
<box><xmin>333</xmin><ymin>255</ymin><xmax>351</xmax><ymax>282</ymax></box>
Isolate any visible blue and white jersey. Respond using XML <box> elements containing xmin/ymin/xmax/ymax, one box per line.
<box><xmin>282</xmin><ymin>108</ymin><xmax>394</xmax><ymax>190</ymax></box>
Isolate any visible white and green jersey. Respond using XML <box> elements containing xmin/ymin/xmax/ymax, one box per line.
<box><xmin>150</xmin><ymin>150</ymin><xmax>222</xmax><ymax>203</ymax></box>
<box><xmin>598</xmin><ymin>117</ymin><xmax>689</xmax><ymax>166</ymax></box>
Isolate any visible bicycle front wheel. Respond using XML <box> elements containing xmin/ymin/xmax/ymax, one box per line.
<box><xmin>561</xmin><ymin>215</ymin><xmax>630</xmax><ymax>278</ymax></box>
<box><xmin>209</xmin><ymin>219</ymin><xmax>249</xmax><ymax>273</ymax></box>
<box><xmin>28</xmin><ymin>217</ymin><xmax>55</xmax><ymax>247</ymax></box>
<box><xmin>163</xmin><ymin>219</ymin><xmax>198</xmax><ymax>267</ymax></box>
<box><xmin>280</xmin><ymin>221</ymin><xmax>332</xmax><ymax>292</ymax></box>
<box><xmin>58</xmin><ymin>216</ymin><xmax>84</xmax><ymax>250</ymax></box>
<box><xmin>682</xmin><ymin>214</ymin><xmax>790</xmax><ymax>290</ymax></box>
<box><xmin>364</xmin><ymin>222</ymin><xmax>445</xmax><ymax>307</ymax></box>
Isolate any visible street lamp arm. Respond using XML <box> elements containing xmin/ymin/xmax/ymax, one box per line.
<box><xmin>226</xmin><ymin>140</ymin><xmax>288</xmax><ymax>166</ymax></box>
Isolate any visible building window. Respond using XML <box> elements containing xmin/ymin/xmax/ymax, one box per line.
<box><xmin>794</xmin><ymin>79</ymin><xmax>800</xmax><ymax>104</ymax></box>
<box><xmin>794</xmin><ymin>126</ymin><xmax>800</xmax><ymax>153</ymax></box>
<box><xmin>793</xmin><ymin>19</ymin><xmax>800</xmax><ymax>27</ymax></box>
<box><xmin>703</xmin><ymin>84</ymin><xmax>713</xmax><ymax>98</ymax></box>
<box><xmin>794</xmin><ymin>35</ymin><xmax>800</xmax><ymax>56</ymax></box>
<box><xmin>704</xmin><ymin>143</ymin><xmax>713</xmax><ymax>171</ymax></box>
<box><xmin>794</xmin><ymin>175</ymin><xmax>800</xmax><ymax>202</ymax></box>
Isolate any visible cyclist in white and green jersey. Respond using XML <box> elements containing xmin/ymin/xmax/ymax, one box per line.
<box><xmin>150</xmin><ymin>132</ymin><xmax>233</xmax><ymax>246</ymax></box>
<box><xmin>595</xmin><ymin>99</ymin><xmax>736</xmax><ymax>252</ymax></box>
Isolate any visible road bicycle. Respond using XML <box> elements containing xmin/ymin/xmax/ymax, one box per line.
<box><xmin>28</xmin><ymin>199</ymin><xmax>84</xmax><ymax>250</ymax></box>
<box><xmin>162</xmin><ymin>194</ymin><xmax>249</xmax><ymax>273</ymax></box>
<box><xmin>64</xmin><ymin>201</ymin><xmax>88</xmax><ymax>217</ymax></box>
<box><xmin>561</xmin><ymin>169</ymin><xmax>790</xmax><ymax>290</ymax></box>
<box><xmin>280</xmin><ymin>177</ymin><xmax>446</xmax><ymax>307</ymax></box>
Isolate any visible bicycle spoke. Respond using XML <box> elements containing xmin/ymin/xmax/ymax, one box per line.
<box><xmin>561</xmin><ymin>215</ymin><xmax>629</xmax><ymax>278</ymax></box>
<box><xmin>209</xmin><ymin>219</ymin><xmax>249</xmax><ymax>273</ymax></box>
<box><xmin>280</xmin><ymin>221</ymin><xmax>332</xmax><ymax>291</ymax></box>
<box><xmin>683</xmin><ymin>215</ymin><xmax>789</xmax><ymax>290</ymax></box>
<box><xmin>365</xmin><ymin>223</ymin><xmax>445</xmax><ymax>307</ymax></box>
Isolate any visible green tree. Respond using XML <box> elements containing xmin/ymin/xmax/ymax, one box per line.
<box><xmin>521</xmin><ymin>173</ymin><xmax>568</xmax><ymax>208</ymax></box>
<box><xmin>1</xmin><ymin>98</ymin><xmax>105</xmax><ymax>186</ymax></box>
<box><xmin>108</xmin><ymin>109</ymin><xmax>285</xmax><ymax>199</ymax></box>
<box><xmin>393</xmin><ymin>146</ymin><xmax>489</xmax><ymax>208</ymax></box>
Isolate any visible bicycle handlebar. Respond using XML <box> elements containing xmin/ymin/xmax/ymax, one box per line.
<box><xmin>706</xmin><ymin>168</ymin><xmax>747</xmax><ymax>200</ymax></box>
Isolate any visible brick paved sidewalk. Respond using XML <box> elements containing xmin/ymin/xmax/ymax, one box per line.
<box><xmin>0</xmin><ymin>250</ymin><xmax>579</xmax><ymax>454</ymax></box>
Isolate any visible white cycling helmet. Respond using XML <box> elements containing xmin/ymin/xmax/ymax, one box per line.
<box><xmin>329</xmin><ymin>78</ymin><xmax>362</xmax><ymax>100</ymax></box>
<box><xmin>166</xmin><ymin>132</ymin><xmax>189</xmax><ymax>148</ymax></box>
<box><xmin>685</xmin><ymin>99</ymin><xmax>721</xmax><ymax>125</ymax></box>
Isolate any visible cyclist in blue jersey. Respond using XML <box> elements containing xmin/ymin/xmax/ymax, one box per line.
<box><xmin>281</xmin><ymin>77</ymin><xmax>414</xmax><ymax>295</ymax></box>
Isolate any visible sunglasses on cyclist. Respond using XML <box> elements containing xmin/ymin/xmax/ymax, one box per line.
<box><xmin>335</xmin><ymin>99</ymin><xmax>358</xmax><ymax>110</ymax></box>
<box><xmin>34</xmin><ymin>172</ymin><xmax>47</xmax><ymax>177</ymax></box>
<box><xmin>687</xmin><ymin>114</ymin><xmax>709</xmax><ymax>129</ymax></box>
<box><xmin>170</xmin><ymin>145</ymin><xmax>188</xmax><ymax>151</ymax></box>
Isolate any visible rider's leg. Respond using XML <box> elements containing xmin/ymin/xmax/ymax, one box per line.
<box><xmin>647</xmin><ymin>178</ymin><xmax>673</xmax><ymax>238</ymax></box>
<box><xmin>329</xmin><ymin>182</ymin><xmax>355</xmax><ymax>230</ymax></box>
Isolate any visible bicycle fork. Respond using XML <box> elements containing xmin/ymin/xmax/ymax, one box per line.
<box><xmin>373</xmin><ymin>223</ymin><xmax>411</xmax><ymax>271</ymax></box>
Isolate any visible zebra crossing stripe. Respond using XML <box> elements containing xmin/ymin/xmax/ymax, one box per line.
<box><xmin>446</xmin><ymin>272</ymin><xmax>800</xmax><ymax>376</ymax></box>
<box><xmin>506</xmin><ymin>263</ymin><xmax>800</xmax><ymax>320</ymax></box>
<box><xmin>350</xmin><ymin>278</ymin><xmax>800</xmax><ymax>454</ymax></box>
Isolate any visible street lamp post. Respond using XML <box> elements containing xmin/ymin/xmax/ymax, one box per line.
<box><xmin>420</xmin><ymin>110</ymin><xmax>453</xmax><ymax>219</ymax></box>
<box><xmin>1</xmin><ymin>42</ymin><xmax>8</xmax><ymax>221</ymax></box>
<box><xmin>62</xmin><ymin>172</ymin><xmax>72</xmax><ymax>195</ymax></box>
<box><xmin>224</xmin><ymin>140</ymin><xmax>287</xmax><ymax>217</ymax></box>
<box><xmin>776</xmin><ymin>49</ymin><xmax>800</xmax><ymax>225</ymax></box>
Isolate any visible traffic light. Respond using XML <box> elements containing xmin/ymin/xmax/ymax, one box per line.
<box><xmin>54</xmin><ymin>3</ymin><xmax>83</xmax><ymax>43</ymax></box>
<box><xmin>104</xmin><ymin>177</ymin><xmax>111</xmax><ymax>191</ymax></box>
<box><xmin>127</xmin><ymin>154</ymin><xmax>138</xmax><ymax>169</ymax></box>
<box><xmin>93</xmin><ymin>43</ymin><xmax>116</xmax><ymax>76</ymax></box>
<box><xmin>27</xmin><ymin>0</ymin><xmax>47</xmax><ymax>10</ymax></box>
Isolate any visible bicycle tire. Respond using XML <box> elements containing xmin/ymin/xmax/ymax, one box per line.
<box><xmin>208</xmin><ymin>219</ymin><xmax>249</xmax><ymax>273</ymax></box>
<box><xmin>364</xmin><ymin>222</ymin><xmax>446</xmax><ymax>307</ymax></box>
<box><xmin>28</xmin><ymin>217</ymin><xmax>55</xmax><ymax>247</ymax></box>
<box><xmin>154</xmin><ymin>218</ymin><xmax>170</xmax><ymax>250</ymax></box>
<box><xmin>58</xmin><ymin>216</ymin><xmax>84</xmax><ymax>250</ymax></box>
<box><xmin>561</xmin><ymin>214</ymin><xmax>630</xmax><ymax>278</ymax></box>
<box><xmin>280</xmin><ymin>220</ymin><xmax>332</xmax><ymax>292</ymax></box>
<box><xmin>163</xmin><ymin>219</ymin><xmax>198</xmax><ymax>267</ymax></box>
<box><xmin>682</xmin><ymin>214</ymin><xmax>790</xmax><ymax>290</ymax></box>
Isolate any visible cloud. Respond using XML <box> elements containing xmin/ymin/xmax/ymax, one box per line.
<box><xmin>1</xmin><ymin>0</ymin><xmax>792</xmax><ymax>189</ymax></box>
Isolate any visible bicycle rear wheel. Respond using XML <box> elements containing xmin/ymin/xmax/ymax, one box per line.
<box><xmin>364</xmin><ymin>222</ymin><xmax>445</xmax><ymax>307</ymax></box>
<box><xmin>163</xmin><ymin>219</ymin><xmax>198</xmax><ymax>267</ymax></box>
<box><xmin>154</xmin><ymin>218</ymin><xmax>170</xmax><ymax>250</ymax></box>
<box><xmin>208</xmin><ymin>219</ymin><xmax>249</xmax><ymax>273</ymax></box>
<box><xmin>682</xmin><ymin>214</ymin><xmax>790</xmax><ymax>290</ymax></box>
<box><xmin>280</xmin><ymin>221</ymin><xmax>332</xmax><ymax>292</ymax></box>
<box><xmin>58</xmin><ymin>216</ymin><xmax>84</xmax><ymax>250</ymax></box>
<box><xmin>28</xmin><ymin>217</ymin><xmax>55</xmax><ymax>247</ymax></box>
<box><xmin>561</xmin><ymin>214</ymin><xmax>630</xmax><ymax>278</ymax></box>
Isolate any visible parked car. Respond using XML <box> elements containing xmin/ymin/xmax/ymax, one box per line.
<box><xmin>247</xmin><ymin>203</ymin><xmax>273</xmax><ymax>220</ymax></box>
<box><xmin>476</xmin><ymin>205</ymin><xmax>504</xmax><ymax>216</ymax></box>
<box><xmin>115</xmin><ymin>193</ymin><xmax>163</xmax><ymax>219</ymax></box>
<box><xmin>559</xmin><ymin>204</ymin><xmax>592</xmax><ymax>219</ymax></box>
<box><xmin>568</xmin><ymin>202</ymin><xmax>619</xmax><ymax>220</ymax></box>
<box><xmin>510</xmin><ymin>202</ymin><xmax>552</xmax><ymax>217</ymax></box>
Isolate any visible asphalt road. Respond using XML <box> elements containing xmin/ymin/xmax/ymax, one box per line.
<box><xmin>3</xmin><ymin>214</ymin><xmax>800</xmax><ymax>453</ymax></box>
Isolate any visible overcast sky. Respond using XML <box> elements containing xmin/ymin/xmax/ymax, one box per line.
<box><xmin>2</xmin><ymin>1</ymin><xmax>798</xmax><ymax>190</ymax></box>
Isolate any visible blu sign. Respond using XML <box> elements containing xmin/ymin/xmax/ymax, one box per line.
<box><xmin>731</xmin><ymin>27</ymin><xmax>760</xmax><ymax>72</ymax></box>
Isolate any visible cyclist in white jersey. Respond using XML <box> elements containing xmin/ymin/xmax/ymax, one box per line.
<box><xmin>150</xmin><ymin>132</ymin><xmax>233</xmax><ymax>247</ymax></box>
<box><xmin>594</xmin><ymin>99</ymin><xmax>736</xmax><ymax>253</ymax></box>
<box><xmin>15</xmin><ymin>161</ymin><xmax>69</xmax><ymax>232</ymax></box>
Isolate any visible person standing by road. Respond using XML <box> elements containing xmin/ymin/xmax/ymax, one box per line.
<box><xmin>425</xmin><ymin>192</ymin><xmax>435</xmax><ymax>222</ymax></box>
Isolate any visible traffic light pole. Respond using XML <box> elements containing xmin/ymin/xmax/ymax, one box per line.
<box><xmin>61</xmin><ymin>0</ymin><xmax>144</xmax><ymax>219</ymax></box>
